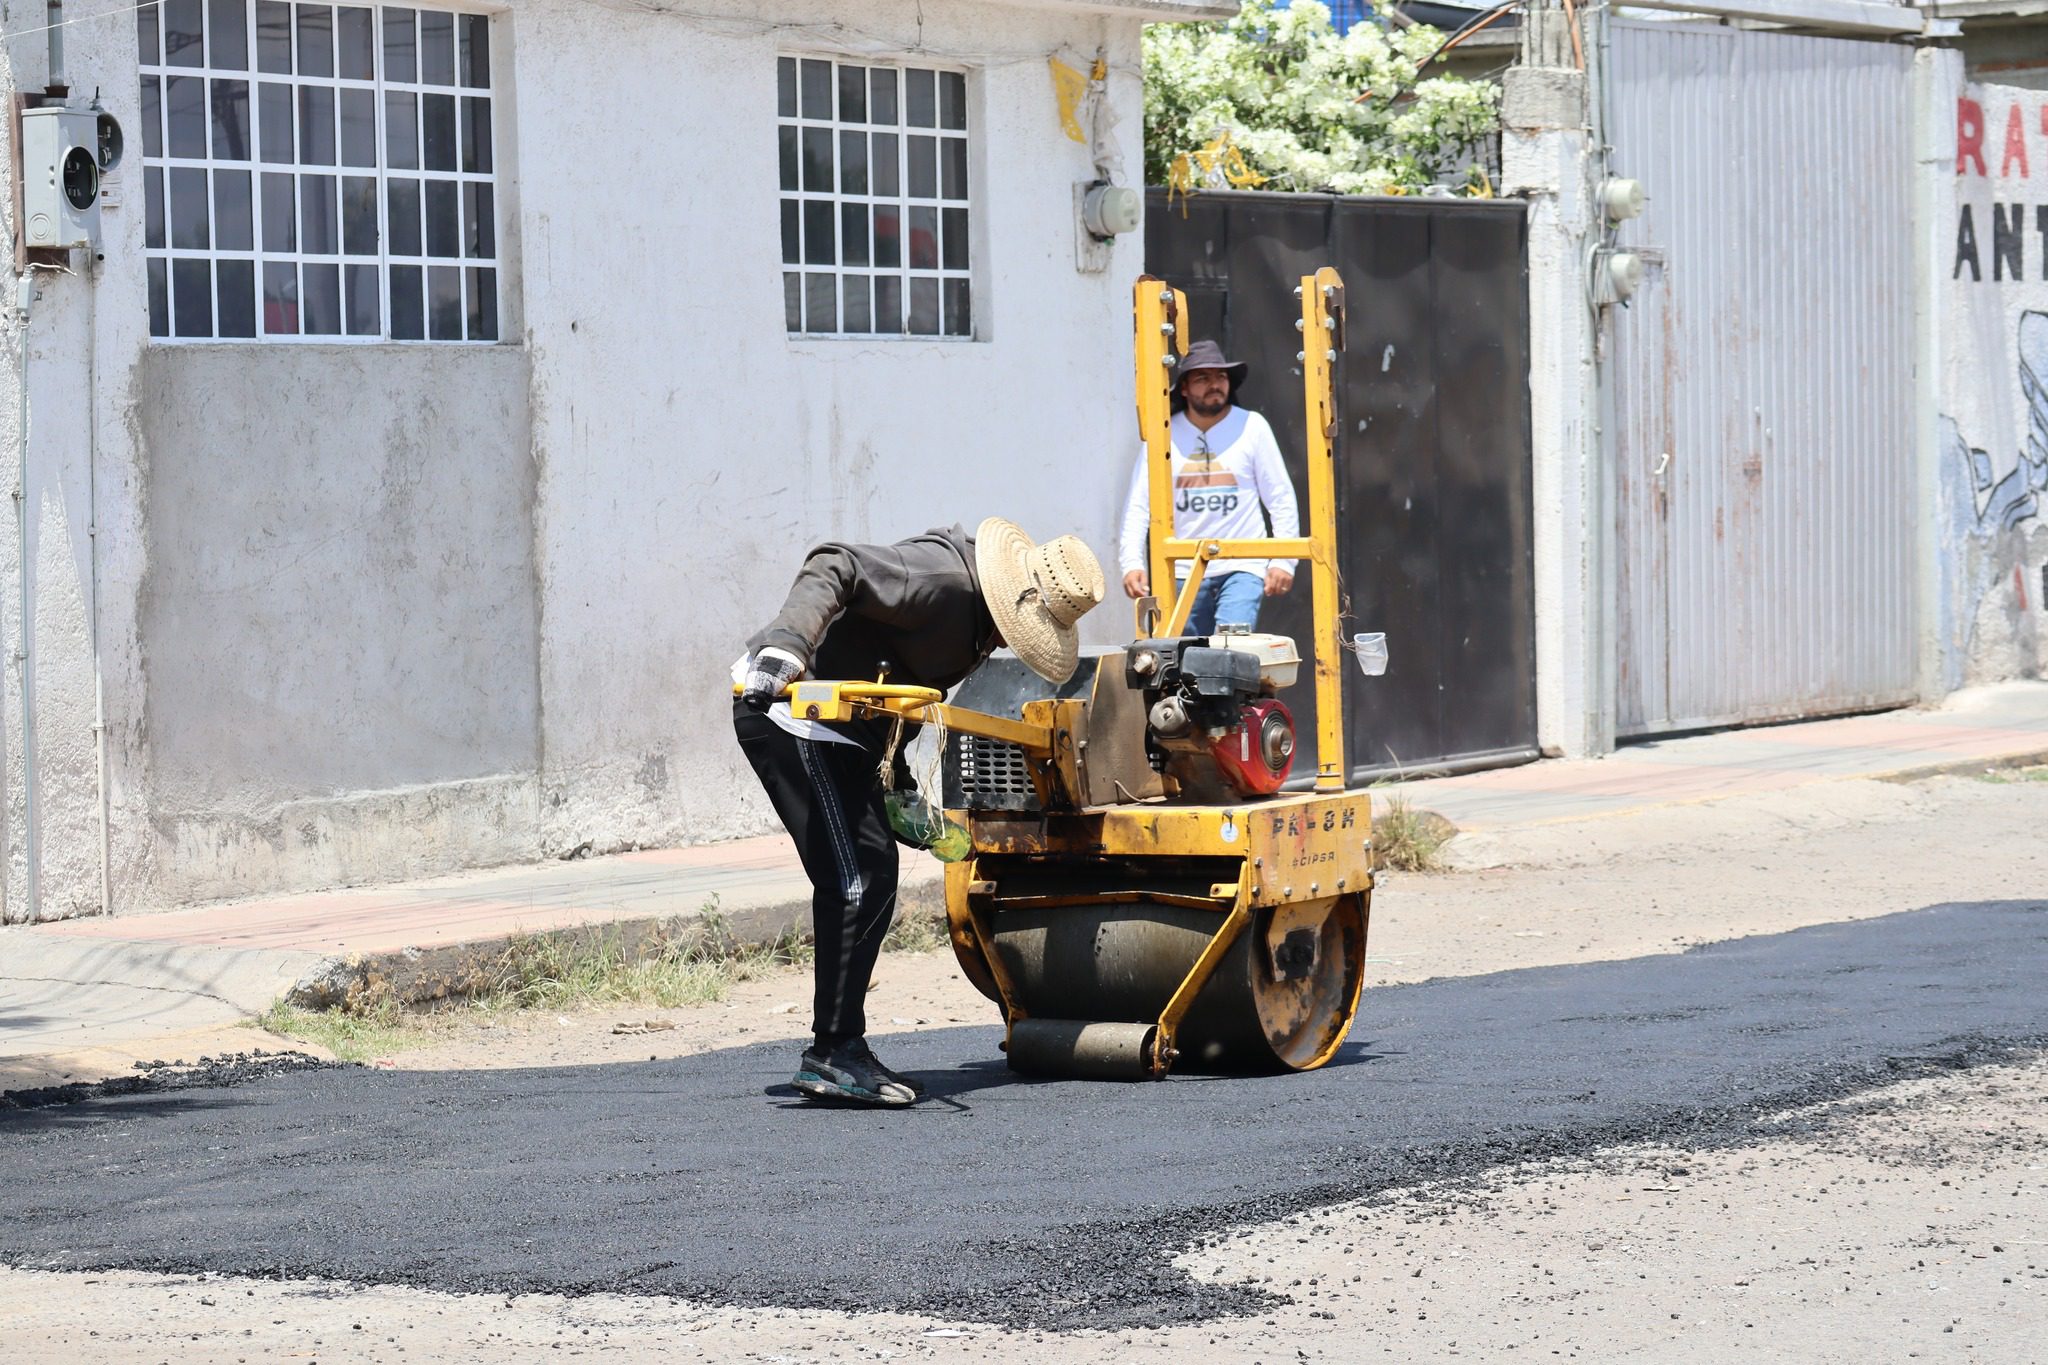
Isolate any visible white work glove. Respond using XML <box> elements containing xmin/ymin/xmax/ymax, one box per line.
<box><xmin>741</xmin><ymin>648</ymin><xmax>804</xmax><ymax>711</ymax></box>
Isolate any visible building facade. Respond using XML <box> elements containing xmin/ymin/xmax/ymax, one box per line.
<box><xmin>1502</xmin><ymin>1</ymin><xmax>2047</xmax><ymax>759</ymax></box>
<box><xmin>4</xmin><ymin>0</ymin><xmax>2040</xmax><ymax>924</ymax></box>
<box><xmin>0</xmin><ymin>0</ymin><xmax>1230</xmax><ymax>922</ymax></box>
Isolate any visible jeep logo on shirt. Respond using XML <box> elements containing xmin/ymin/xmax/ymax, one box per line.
<box><xmin>1175</xmin><ymin>453</ymin><xmax>1241</xmax><ymax>516</ymax></box>
<box><xmin>1177</xmin><ymin>489</ymin><xmax>1242</xmax><ymax>514</ymax></box>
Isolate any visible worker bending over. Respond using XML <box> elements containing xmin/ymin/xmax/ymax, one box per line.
<box><xmin>1118</xmin><ymin>339</ymin><xmax>1301</xmax><ymax>635</ymax></box>
<box><xmin>734</xmin><ymin>519</ymin><xmax>1104</xmax><ymax>1106</ymax></box>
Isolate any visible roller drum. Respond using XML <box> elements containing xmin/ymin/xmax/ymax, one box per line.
<box><xmin>978</xmin><ymin>895</ymin><xmax>1367</xmax><ymax>1074</ymax></box>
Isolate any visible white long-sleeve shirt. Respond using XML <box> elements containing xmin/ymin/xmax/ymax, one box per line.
<box><xmin>1118</xmin><ymin>408</ymin><xmax>1300</xmax><ymax>580</ymax></box>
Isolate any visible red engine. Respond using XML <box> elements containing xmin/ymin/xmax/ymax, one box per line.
<box><xmin>1208</xmin><ymin>699</ymin><xmax>1295</xmax><ymax>798</ymax></box>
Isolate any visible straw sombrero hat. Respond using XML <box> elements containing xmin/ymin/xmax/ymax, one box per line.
<box><xmin>974</xmin><ymin>518</ymin><xmax>1105</xmax><ymax>684</ymax></box>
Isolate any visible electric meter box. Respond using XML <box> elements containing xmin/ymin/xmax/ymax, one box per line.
<box><xmin>19</xmin><ymin>106</ymin><xmax>107</xmax><ymax>251</ymax></box>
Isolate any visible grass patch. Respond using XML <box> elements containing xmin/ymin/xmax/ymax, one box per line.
<box><xmin>1977</xmin><ymin>763</ymin><xmax>2048</xmax><ymax>785</ymax></box>
<box><xmin>882</xmin><ymin>903</ymin><xmax>952</xmax><ymax>955</ymax></box>
<box><xmin>252</xmin><ymin>998</ymin><xmax>430</xmax><ymax>1063</ymax></box>
<box><xmin>1371</xmin><ymin>795</ymin><xmax>1452</xmax><ymax>872</ymax></box>
<box><xmin>253</xmin><ymin>897</ymin><xmax>955</xmax><ymax>1054</ymax></box>
<box><xmin>475</xmin><ymin>915</ymin><xmax>812</xmax><ymax>1013</ymax></box>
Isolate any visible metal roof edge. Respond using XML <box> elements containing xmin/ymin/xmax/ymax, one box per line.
<box><xmin>1913</xmin><ymin>0</ymin><xmax>2048</xmax><ymax>19</ymax></box>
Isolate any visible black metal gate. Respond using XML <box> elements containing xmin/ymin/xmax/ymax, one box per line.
<box><xmin>1146</xmin><ymin>189</ymin><xmax>1536</xmax><ymax>780</ymax></box>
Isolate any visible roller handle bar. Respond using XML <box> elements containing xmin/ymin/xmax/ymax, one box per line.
<box><xmin>730</xmin><ymin>680</ymin><xmax>945</xmax><ymax>707</ymax></box>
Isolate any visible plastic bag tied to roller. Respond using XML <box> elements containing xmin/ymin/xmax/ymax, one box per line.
<box><xmin>885</xmin><ymin>791</ymin><xmax>973</xmax><ymax>863</ymax></box>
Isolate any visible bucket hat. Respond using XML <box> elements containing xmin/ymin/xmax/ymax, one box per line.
<box><xmin>1173</xmin><ymin>338</ymin><xmax>1248</xmax><ymax>409</ymax></box>
<box><xmin>974</xmin><ymin>518</ymin><xmax>1105</xmax><ymax>685</ymax></box>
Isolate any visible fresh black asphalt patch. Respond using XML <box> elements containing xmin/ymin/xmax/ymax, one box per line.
<box><xmin>0</xmin><ymin>1050</ymin><xmax>332</xmax><ymax>1111</ymax></box>
<box><xmin>1</xmin><ymin>900</ymin><xmax>2043</xmax><ymax>1330</ymax></box>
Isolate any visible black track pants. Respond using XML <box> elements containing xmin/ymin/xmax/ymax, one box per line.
<box><xmin>733</xmin><ymin>705</ymin><xmax>899</xmax><ymax>1039</ymax></box>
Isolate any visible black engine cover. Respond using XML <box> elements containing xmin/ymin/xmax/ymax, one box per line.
<box><xmin>1175</xmin><ymin>646</ymin><xmax>1263</xmax><ymax>700</ymax></box>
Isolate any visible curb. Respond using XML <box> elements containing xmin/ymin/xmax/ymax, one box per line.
<box><xmin>285</xmin><ymin>877</ymin><xmax>951</xmax><ymax>1012</ymax></box>
<box><xmin>1871</xmin><ymin>747</ymin><xmax>2048</xmax><ymax>786</ymax></box>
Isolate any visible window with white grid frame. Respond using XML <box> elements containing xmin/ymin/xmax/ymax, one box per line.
<box><xmin>778</xmin><ymin>56</ymin><xmax>972</xmax><ymax>339</ymax></box>
<box><xmin>137</xmin><ymin>0</ymin><xmax>500</xmax><ymax>341</ymax></box>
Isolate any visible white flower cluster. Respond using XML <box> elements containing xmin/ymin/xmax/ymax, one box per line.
<box><xmin>1144</xmin><ymin>1</ymin><xmax>1502</xmax><ymax>195</ymax></box>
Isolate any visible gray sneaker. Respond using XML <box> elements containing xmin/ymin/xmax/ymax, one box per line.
<box><xmin>792</xmin><ymin>1038</ymin><xmax>922</xmax><ymax>1106</ymax></box>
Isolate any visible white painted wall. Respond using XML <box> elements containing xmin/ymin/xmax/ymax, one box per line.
<box><xmin>0</xmin><ymin>0</ymin><xmax>1205</xmax><ymax>918</ymax></box>
<box><xmin>513</xmin><ymin>0</ymin><xmax>1157</xmax><ymax>855</ymax></box>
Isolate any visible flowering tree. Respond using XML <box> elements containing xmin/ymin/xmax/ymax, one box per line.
<box><xmin>1144</xmin><ymin>1</ymin><xmax>1502</xmax><ymax>195</ymax></box>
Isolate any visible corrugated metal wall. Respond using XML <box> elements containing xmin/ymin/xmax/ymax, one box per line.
<box><xmin>1609</xmin><ymin>23</ymin><xmax>1917</xmax><ymax>735</ymax></box>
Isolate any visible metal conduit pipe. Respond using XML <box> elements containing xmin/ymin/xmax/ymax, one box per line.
<box><xmin>87</xmin><ymin>259</ymin><xmax>109</xmax><ymax>915</ymax></box>
<box><xmin>47</xmin><ymin>0</ymin><xmax>66</xmax><ymax>92</ymax></box>
<box><xmin>1590</xmin><ymin>0</ymin><xmax>1619</xmax><ymax>751</ymax></box>
<box><xmin>13</xmin><ymin>275</ymin><xmax>38</xmax><ymax>923</ymax></box>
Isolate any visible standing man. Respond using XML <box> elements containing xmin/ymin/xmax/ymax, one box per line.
<box><xmin>1118</xmin><ymin>339</ymin><xmax>1301</xmax><ymax>635</ymax></box>
<box><xmin>733</xmin><ymin>519</ymin><xmax>1104</xmax><ymax>1107</ymax></box>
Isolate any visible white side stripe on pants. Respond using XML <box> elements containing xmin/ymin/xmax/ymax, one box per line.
<box><xmin>796</xmin><ymin>737</ymin><xmax>865</xmax><ymax>1025</ymax></box>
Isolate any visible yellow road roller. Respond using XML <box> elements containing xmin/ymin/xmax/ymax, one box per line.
<box><xmin>784</xmin><ymin>269</ymin><xmax>1374</xmax><ymax>1080</ymax></box>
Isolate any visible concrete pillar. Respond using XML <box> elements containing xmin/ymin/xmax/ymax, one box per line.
<box><xmin>0</xmin><ymin>67</ymin><xmax>20</xmax><ymax>923</ymax></box>
<box><xmin>0</xmin><ymin>21</ymin><xmax>127</xmax><ymax>924</ymax></box>
<box><xmin>1502</xmin><ymin>3</ymin><xmax>1610</xmax><ymax>758</ymax></box>
<box><xmin>1910</xmin><ymin>45</ymin><xmax>1963</xmax><ymax>699</ymax></box>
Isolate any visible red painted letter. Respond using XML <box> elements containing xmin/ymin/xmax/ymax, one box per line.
<box><xmin>2002</xmin><ymin>102</ymin><xmax>2030</xmax><ymax>178</ymax></box>
<box><xmin>1958</xmin><ymin>97</ymin><xmax>1986</xmax><ymax>176</ymax></box>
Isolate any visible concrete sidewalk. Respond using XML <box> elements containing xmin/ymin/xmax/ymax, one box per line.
<box><xmin>1379</xmin><ymin>680</ymin><xmax>2048</xmax><ymax>829</ymax></box>
<box><xmin>1</xmin><ymin>836</ymin><xmax>944</xmax><ymax>1087</ymax></box>
<box><xmin>5</xmin><ymin>680</ymin><xmax>2046</xmax><ymax>1087</ymax></box>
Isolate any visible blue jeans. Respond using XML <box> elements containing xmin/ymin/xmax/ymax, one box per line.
<box><xmin>1183</xmin><ymin>571</ymin><xmax>1264</xmax><ymax>636</ymax></box>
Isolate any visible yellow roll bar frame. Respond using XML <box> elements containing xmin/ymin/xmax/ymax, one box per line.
<box><xmin>1132</xmin><ymin>270</ymin><xmax>1349</xmax><ymax>791</ymax></box>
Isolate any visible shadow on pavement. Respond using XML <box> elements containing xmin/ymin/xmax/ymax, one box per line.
<box><xmin>0</xmin><ymin>1090</ymin><xmax>251</xmax><ymax>1134</ymax></box>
